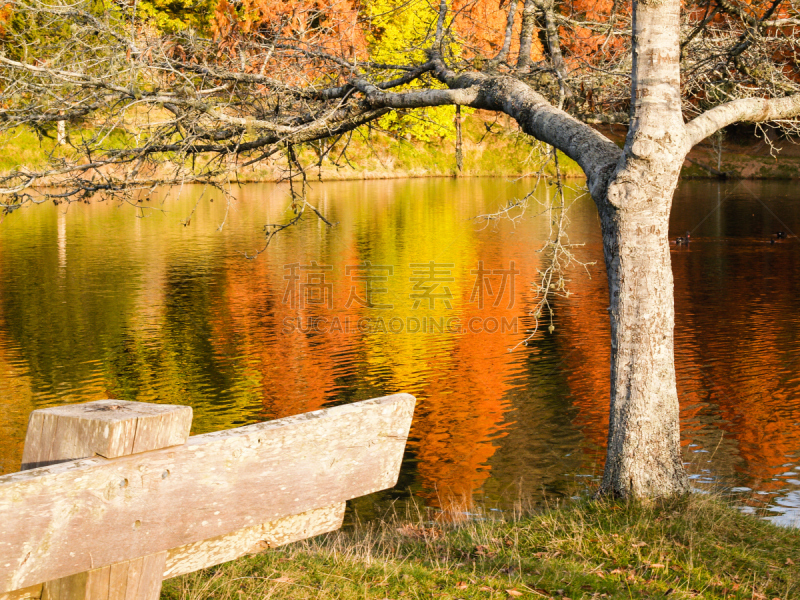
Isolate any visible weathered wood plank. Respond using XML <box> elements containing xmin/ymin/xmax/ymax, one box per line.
<box><xmin>21</xmin><ymin>401</ymin><xmax>192</xmax><ymax>469</ymax></box>
<box><xmin>0</xmin><ymin>394</ymin><xmax>415</xmax><ymax>593</ymax></box>
<box><xmin>41</xmin><ymin>572</ymin><xmax>86</xmax><ymax>600</ymax></box>
<box><xmin>123</xmin><ymin>554</ymin><xmax>165</xmax><ymax>600</ymax></box>
<box><xmin>85</xmin><ymin>567</ymin><xmax>109</xmax><ymax>600</ymax></box>
<box><xmin>0</xmin><ymin>584</ymin><xmax>42</xmax><ymax>600</ymax></box>
<box><xmin>163</xmin><ymin>503</ymin><xmax>346</xmax><ymax>579</ymax></box>
<box><xmin>107</xmin><ymin>563</ymin><xmax>129</xmax><ymax>600</ymax></box>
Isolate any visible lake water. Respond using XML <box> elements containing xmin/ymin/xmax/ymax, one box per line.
<box><xmin>1</xmin><ymin>178</ymin><xmax>799</xmax><ymax>525</ymax></box>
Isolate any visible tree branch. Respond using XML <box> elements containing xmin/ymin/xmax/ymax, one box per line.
<box><xmin>685</xmin><ymin>94</ymin><xmax>800</xmax><ymax>148</ymax></box>
<box><xmin>432</xmin><ymin>61</ymin><xmax>620</xmax><ymax>196</ymax></box>
<box><xmin>489</xmin><ymin>0</ymin><xmax>519</xmax><ymax>66</ymax></box>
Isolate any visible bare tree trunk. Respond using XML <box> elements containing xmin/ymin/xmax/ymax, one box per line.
<box><xmin>454</xmin><ymin>105</ymin><xmax>463</xmax><ymax>175</ymax></box>
<box><xmin>597</xmin><ymin>0</ymin><xmax>690</xmax><ymax>498</ymax></box>
<box><xmin>596</xmin><ymin>185</ymin><xmax>689</xmax><ymax>497</ymax></box>
<box><xmin>490</xmin><ymin>0</ymin><xmax>518</xmax><ymax>66</ymax></box>
<box><xmin>538</xmin><ymin>0</ymin><xmax>571</xmax><ymax>104</ymax></box>
<box><xmin>516</xmin><ymin>0</ymin><xmax>536</xmax><ymax>71</ymax></box>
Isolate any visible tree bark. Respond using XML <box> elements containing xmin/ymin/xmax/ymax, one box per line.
<box><xmin>516</xmin><ymin>0</ymin><xmax>537</xmax><ymax>71</ymax></box>
<box><xmin>490</xmin><ymin>0</ymin><xmax>519</xmax><ymax>66</ymax></box>
<box><xmin>596</xmin><ymin>0</ymin><xmax>690</xmax><ymax>498</ymax></box>
<box><xmin>454</xmin><ymin>105</ymin><xmax>463</xmax><ymax>174</ymax></box>
<box><xmin>596</xmin><ymin>184</ymin><xmax>689</xmax><ymax>498</ymax></box>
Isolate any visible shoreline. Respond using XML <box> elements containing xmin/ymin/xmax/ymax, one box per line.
<box><xmin>5</xmin><ymin>114</ymin><xmax>800</xmax><ymax>189</ymax></box>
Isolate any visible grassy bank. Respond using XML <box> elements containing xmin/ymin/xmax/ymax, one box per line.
<box><xmin>162</xmin><ymin>494</ymin><xmax>800</xmax><ymax>600</ymax></box>
<box><xmin>5</xmin><ymin>115</ymin><xmax>800</xmax><ymax>183</ymax></box>
<box><xmin>0</xmin><ymin>112</ymin><xmax>581</xmax><ymax>182</ymax></box>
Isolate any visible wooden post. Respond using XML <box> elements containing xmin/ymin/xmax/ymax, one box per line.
<box><xmin>21</xmin><ymin>400</ymin><xmax>192</xmax><ymax>600</ymax></box>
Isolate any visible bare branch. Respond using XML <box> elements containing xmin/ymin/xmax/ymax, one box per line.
<box><xmin>685</xmin><ymin>94</ymin><xmax>800</xmax><ymax>148</ymax></box>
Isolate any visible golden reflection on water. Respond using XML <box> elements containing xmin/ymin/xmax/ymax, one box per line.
<box><xmin>1</xmin><ymin>179</ymin><xmax>800</xmax><ymax>523</ymax></box>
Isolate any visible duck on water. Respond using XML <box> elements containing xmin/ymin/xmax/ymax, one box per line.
<box><xmin>671</xmin><ymin>232</ymin><xmax>691</xmax><ymax>246</ymax></box>
<box><xmin>770</xmin><ymin>231</ymin><xmax>787</xmax><ymax>244</ymax></box>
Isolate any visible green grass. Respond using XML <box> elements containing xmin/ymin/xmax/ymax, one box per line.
<box><xmin>0</xmin><ymin>115</ymin><xmax>580</xmax><ymax>182</ymax></box>
<box><xmin>5</xmin><ymin>116</ymin><xmax>799</xmax><ymax>183</ymax></box>
<box><xmin>0</xmin><ymin>128</ymin><xmax>58</xmax><ymax>172</ymax></box>
<box><xmin>161</xmin><ymin>494</ymin><xmax>800</xmax><ymax>600</ymax></box>
<box><xmin>0</xmin><ymin>125</ymin><xmax>133</xmax><ymax>173</ymax></box>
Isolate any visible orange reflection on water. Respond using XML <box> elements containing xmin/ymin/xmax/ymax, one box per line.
<box><xmin>2</xmin><ymin>179</ymin><xmax>800</xmax><ymax>522</ymax></box>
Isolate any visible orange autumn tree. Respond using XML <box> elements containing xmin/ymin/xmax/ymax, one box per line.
<box><xmin>212</xmin><ymin>0</ymin><xmax>366</xmax><ymax>54</ymax></box>
<box><xmin>207</xmin><ymin>0</ymin><xmax>541</xmax><ymax>140</ymax></box>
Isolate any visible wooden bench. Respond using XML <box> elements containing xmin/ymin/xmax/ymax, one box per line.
<box><xmin>0</xmin><ymin>393</ymin><xmax>416</xmax><ymax>600</ymax></box>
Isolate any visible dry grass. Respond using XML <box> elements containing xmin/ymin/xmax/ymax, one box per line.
<box><xmin>162</xmin><ymin>493</ymin><xmax>800</xmax><ymax>600</ymax></box>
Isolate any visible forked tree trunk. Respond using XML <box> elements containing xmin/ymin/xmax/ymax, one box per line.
<box><xmin>596</xmin><ymin>0</ymin><xmax>690</xmax><ymax>497</ymax></box>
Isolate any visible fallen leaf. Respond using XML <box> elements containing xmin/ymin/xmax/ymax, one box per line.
<box><xmin>506</xmin><ymin>589</ymin><xmax>523</xmax><ymax>597</ymax></box>
<box><xmin>786</xmin><ymin>558</ymin><xmax>796</xmax><ymax>566</ymax></box>
<box><xmin>587</xmin><ymin>570</ymin><xmax>606</xmax><ymax>579</ymax></box>
<box><xmin>396</xmin><ymin>525</ymin><xmax>443</xmax><ymax>540</ymax></box>
<box><xmin>649</xmin><ymin>563</ymin><xmax>666</xmax><ymax>569</ymax></box>
<box><xmin>455</xmin><ymin>582</ymin><xmax>469</xmax><ymax>590</ymax></box>
<box><xmin>632</xmin><ymin>541</ymin><xmax>647</xmax><ymax>548</ymax></box>
<box><xmin>479</xmin><ymin>586</ymin><xmax>493</xmax><ymax>592</ymax></box>
<box><xmin>609</xmin><ymin>568</ymin><xmax>625</xmax><ymax>575</ymax></box>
